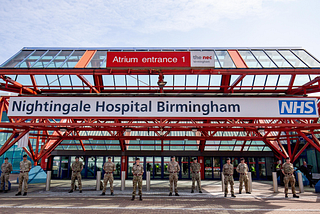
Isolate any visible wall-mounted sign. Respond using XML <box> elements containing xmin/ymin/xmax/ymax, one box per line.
<box><xmin>106</xmin><ymin>51</ymin><xmax>215</xmax><ymax>68</ymax></box>
<box><xmin>7</xmin><ymin>97</ymin><xmax>318</xmax><ymax>118</ymax></box>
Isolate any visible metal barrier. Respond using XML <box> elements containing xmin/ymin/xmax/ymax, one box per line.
<box><xmin>272</xmin><ymin>172</ymin><xmax>278</xmax><ymax>193</ymax></box>
<box><xmin>248</xmin><ymin>172</ymin><xmax>252</xmax><ymax>192</ymax></box>
<box><xmin>297</xmin><ymin>172</ymin><xmax>304</xmax><ymax>193</ymax></box>
<box><xmin>46</xmin><ymin>171</ymin><xmax>51</xmax><ymax>191</ymax></box>
<box><xmin>96</xmin><ymin>171</ymin><xmax>101</xmax><ymax>191</ymax></box>
<box><xmin>221</xmin><ymin>173</ymin><xmax>225</xmax><ymax>192</ymax></box>
<box><xmin>146</xmin><ymin>171</ymin><xmax>150</xmax><ymax>191</ymax></box>
<box><xmin>121</xmin><ymin>171</ymin><xmax>126</xmax><ymax>191</ymax></box>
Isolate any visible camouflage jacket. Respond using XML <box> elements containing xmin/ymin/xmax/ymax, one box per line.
<box><xmin>168</xmin><ymin>161</ymin><xmax>180</xmax><ymax>173</ymax></box>
<box><xmin>20</xmin><ymin>160</ymin><xmax>32</xmax><ymax>172</ymax></box>
<box><xmin>103</xmin><ymin>162</ymin><xmax>116</xmax><ymax>173</ymax></box>
<box><xmin>236</xmin><ymin>163</ymin><xmax>249</xmax><ymax>174</ymax></box>
<box><xmin>190</xmin><ymin>162</ymin><xmax>201</xmax><ymax>173</ymax></box>
<box><xmin>1</xmin><ymin>162</ymin><xmax>13</xmax><ymax>174</ymax></box>
<box><xmin>223</xmin><ymin>163</ymin><xmax>234</xmax><ymax>175</ymax></box>
<box><xmin>71</xmin><ymin>161</ymin><xmax>83</xmax><ymax>172</ymax></box>
<box><xmin>282</xmin><ymin>162</ymin><xmax>294</xmax><ymax>174</ymax></box>
<box><xmin>132</xmin><ymin>164</ymin><xmax>144</xmax><ymax>175</ymax></box>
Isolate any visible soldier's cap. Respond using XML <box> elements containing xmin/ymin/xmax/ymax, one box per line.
<box><xmin>193</xmin><ymin>158</ymin><xmax>197</xmax><ymax>161</ymax></box>
<box><xmin>4</xmin><ymin>157</ymin><xmax>8</xmax><ymax>160</ymax></box>
<box><xmin>23</xmin><ymin>154</ymin><xmax>27</xmax><ymax>158</ymax></box>
<box><xmin>226</xmin><ymin>157</ymin><xmax>231</xmax><ymax>160</ymax></box>
<box><xmin>108</xmin><ymin>156</ymin><xmax>112</xmax><ymax>159</ymax></box>
<box><xmin>240</xmin><ymin>158</ymin><xmax>244</xmax><ymax>161</ymax></box>
<box><xmin>136</xmin><ymin>158</ymin><xmax>140</xmax><ymax>160</ymax></box>
<box><xmin>75</xmin><ymin>156</ymin><xmax>80</xmax><ymax>159</ymax></box>
<box><xmin>171</xmin><ymin>156</ymin><xmax>175</xmax><ymax>158</ymax></box>
<box><xmin>285</xmin><ymin>157</ymin><xmax>290</xmax><ymax>160</ymax></box>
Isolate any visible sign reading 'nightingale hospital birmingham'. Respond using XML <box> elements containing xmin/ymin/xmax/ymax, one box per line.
<box><xmin>106</xmin><ymin>51</ymin><xmax>215</xmax><ymax>67</ymax></box>
<box><xmin>7</xmin><ymin>97</ymin><xmax>319</xmax><ymax>118</ymax></box>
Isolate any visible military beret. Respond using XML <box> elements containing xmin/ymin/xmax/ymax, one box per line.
<box><xmin>171</xmin><ymin>156</ymin><xmax>175</xmax><ymax>158</ymax></box>
<box><xmin>240</xmin><ymin>158</ymin><xmax>244</xmax><ymax>161</ymax></box>
<box><xmin>23</xmin><ymin>154</ymin><xmax>27</xmax><ymax>158</ymax></box>
<box><xmin>226</xmin><ymin>157</ymin><xmax>231</xmax><ymax>160</ymax></box>
<box><xmin>108</xmin><ymin>156</ymin><xmax>112</xmax><ymax>159</ymax></box>
<box><xmin>285</xmin><ymin>157</ymin><xmax>290</xmax><ymax>160</ymax></box>
<box><xmin>193</xmin><ymin>158</ymin><xmax>197</xmax><ymax>161</ymax></box>
<box><xmin>4</xmin><ymin>157</ymin><xmax>8</xmax><ymax>160</ymax></box>
<box><xmin>136</xmin><ymin>158</ymin><xmax>140</xmax><ymax>160</ymax></box>
<box><xmin>75</xmin><ymin>156</ymin><xmax>80</xmax><ymax>159</ymax></box>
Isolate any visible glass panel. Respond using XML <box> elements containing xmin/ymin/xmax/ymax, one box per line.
<box><xmin>214</xmin><ymin>51</ymin><xmax>236</xmax><ymax>68</ymax></box>
<box><xmin>86</xmin><ymin>50</ymin><xmax>107</xmax><ymax>68</ymax></box>
<box><xmin>52</xmin><ymin>156</ymin><xmax>61</xmax><ymax>178</ymax></box>
<box><xmin>15</xmin><ymin>75</ymin><xmax>32</xmax><ymax>86</ymax></box>
<box><xmin>163</xmin><ymin>157</ymin><xmax>170</xmax><ymax>179</ymax></box>
<box><xmin>181</xmin><ymin>157</ymin><xmax>189</xmax><ymax>179</ymax></box>
<box><xmin>2</xmin><ymin>50</ymin><xmax>33</xmax><ymax>68</ymax></box>
<box><xmin>61</xmin><ymin>50</ymin><xmax>86</xmax><ymax>68</ymax></box>
<box><xmin>18</xmin><ymin>50</ymin><xmax>46</xmax><ymax>68</ymax></box>
<box><xmin>154</xmin><ymin>157</ymin><xmax>162</xmax><ymax>179</ymax></box>
<box><xmin>87</xmin><ymin>156</ymin><xmax>96</xmax><ymax>178</ymax></box>
<box><xmin>61</xmin><ymin>156</ymin><xmax>69</xmax><ymax>179</ymax></box>
<box><xmin>253</xmin><ymin>75</ymin><xmax>267</xmax><ymax>90</ymax></box>
<box><xmin>204</xmin><ymin>157</ymin><xmax>212</xmax><ymax>179</ymax></box>
<box><xmin>277</xmin><ymin>75</ymin><xmax>291</xmax><ymax>86</ymax></box>
<box><xmin>293</xmin><ymin>75</ymin><xmax>310</xmax><ymax>86</ymax></box>
<box><xmin>186</xmin><ymin>75</ymin><xmax>197</xmax><ymax>90</ymax></box>
<box><xmin>251</xmin><ymin>50</ymin><xmax>277</xmax><ymax>68</ymax></box>
<box><xmin>258</xmin><ymin>157</ymin><xmax>266</xmax><ymax>179</ymax></box>
<box><xmin>33</xmin><ymin>50</ymin><xmax>60</xmax><ymax>68</ymax></box>
<box><xmin>174</xmin><ymin>75</ymin><xmax>185</xmax><ymax>90</ymax></box>
<box><xmin>96</xmin><ymin>156</ymin><xmax>103</xmax><ymax>172</ymax></box>
<box><xmin>248</xmin><ymin>157</ymin><xmax>257</xmax><ymax>179</ymax></box>
<box><xmin>47</xmin><ymin>50</ymin><xmax>73</xmax><ymax>68</ymax></box>
<box><xmin>265</xmin><ymin>75</ymin><xmax>279</xmax><ymax>90</ymax></box>
<box><xmin>291</xmin><ymin>50</ymin><xmax>320</xmax><ymax>68</ymax></box>
<box><xmin>146</xmin><ymin>157</ymin><xmax>153</xmax><ymax>177</ymax></box>
<box><xmin>238</xmin><ymin>51</ymin><xmax>262</xmax><ymax>68</ymax></box>
<box><xmin>264</xmin><ymin>50</ymin><xmax>292</xmax><ymax>68</ymax></box>
<box><xmin>213</xmin><ymin>157</ymin><xmax>221</xmax><ymax>179</ymax></box>
<box><xmin>278</xmin><ymin>50</ymin><xmax>307</xmax><ymax>68</ymax></box>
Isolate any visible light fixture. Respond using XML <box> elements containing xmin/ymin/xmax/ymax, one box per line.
<box><xmin>125</xmin><ymin>128</ymin><xmax>132</xmax><ymax>132</ymax></box>
<box><xmin>157</xmin><ymin>81</ymin><xmax>167</xmax><ymax>87</ymax></box>
<box><xmin>192</xmin><ymin>128</ymin><xmax>198</xmax><ymax>132</ymax></box>
<box><xmin>59</xmin><ymin>127</ymin><xmax>67</xmax><ymax>133</ymax></box>
<box><xmin>89</xmin><ymin>138</ymin><xmax>93</xmax><ymax>140</ymax></box>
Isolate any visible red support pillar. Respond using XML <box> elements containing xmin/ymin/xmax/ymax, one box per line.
<box><xmin>121</xmin><ymin>155</ymin><xmax>127</xmax><ymax>179</ymax></box>
<box><xmin>198</xmin><ymin>156</ymin><xmax>205</xmax><ymax>179</ymax></box>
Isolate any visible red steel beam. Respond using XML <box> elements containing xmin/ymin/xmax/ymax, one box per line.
<box><xmin>298</xmin><ymin>131</ymin><xmax>320</xmax><ymax>153</ymax></box>
<box><xmin>290</xmin><ymin>76</ymin><xmax>320</xmax><ymax>95</ymax></box>
<box><xmin>77</xmin><ymin>75</ymin><xmax>99</xmax><ymax>93</ymax></box>
<box><xmin>0</xmin><ymin>75</ymin><xmax>37</xmax><ymax>94</ymax></box>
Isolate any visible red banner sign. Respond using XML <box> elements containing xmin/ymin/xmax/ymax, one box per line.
<box><xmin>107</xmin><ymin>51</ymin><xmax>190</xmax><ymax>67</ymax></box>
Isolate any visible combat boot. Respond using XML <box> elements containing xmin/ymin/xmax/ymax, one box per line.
<box><xmin>224</xmin><ymin>193</ymin><xmax>227</xmax><ymax>197</ymax></box>
<box><xmin>0</xmin><ymin>190</ymin><xmax>3</xmax><ymax>192</ymax></box>
<box><xmin>239</xmin><ymin>191</ymin><xmax>241</xmax><ymax>194</ymax></box>
<box><xmin>191</xmin><ymin>190</ymin><xmax>194</xmax><ymax>193</ymax></box>
<box><xmin>68</xmin><ymin>190</ymin><xmax>73</xmax><ymax>193</ymax></box>
<box><xmin>79</xmin><ymin>190</ymin><xmax>82</xmax><ymax>193</ymax></box>
<box><xmin>4</xmin><ymin>190</ymin><xmax>8</xmax><ymax>193</ymax></box>
<box><xmin>101</xmin><ymin>192</ymin><xmax>105</xmax><ymax>195</ymax></box>
<box><xmin>169</xmin><ymin>192</ymin><xmax>172</xmax><ymax>196</ymax></box>
<box><xmin>175</xmin><ymin>193</ymin><xmax>179</xmax><ymax>196</ymax></box>
<box><xmin>15</xmin><ymin>192</ymin><xmax>21</xmax><ymax>196</ymax></box>
<box><xmin>139</xmin><ymin>195</ymin><xmax>142</xmax><ymax>201</ymax></box>
<box><xmin>293</xmin><ymin>194</ymin><xmax>299</xmax><ymax>198</ymax></box>
<box><xmin>131</xmin><ymin>196</ymin><xmax>135</xmax><ymax>201</ymax></box>
<box><xmin>23</xmin><ymin>192</ymin><xmax>27</xmax><ymax>196</ymax></box>
<box><xmin>111</xmin><ymin>192</ymin><xmax>114</xmax><ymax>196</ymax></box>
<box><xmin>231</xmin><ymin>194</ymin><xmax>236</xmax><ymax>197</ymax></box>
<box><xmin>285</xmin><ymin>194</ymin><xmax>288</xmax><ymax>198</ymax></box>
<box><xmin>246</xmin><ymin>192</ymin><xmax>251</xmax><ymax>194</ymax></box>
<box><xmin>199</xmin><ymin>191</ymin><xmax>202</xmax><ymax>193</ymax></box>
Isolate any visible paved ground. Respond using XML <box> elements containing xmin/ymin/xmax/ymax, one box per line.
<box><xmin>0</xmin><ymin>175</ymin><xmax>319</xmax><ymax>213</ymax></box>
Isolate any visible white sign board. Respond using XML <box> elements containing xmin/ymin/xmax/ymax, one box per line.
<box><xmin>190</xmin><ymin>51</ymin><xmax>215</xmax><ymax>67</ymax></box>
<box><xmin>7</xmin><ymin>97</ymin><xmax>319</xmax><ymax>118</ymax></box>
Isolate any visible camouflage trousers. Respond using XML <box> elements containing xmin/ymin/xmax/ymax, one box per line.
<box><xmin>239</xmin><ymin>174</ymin><xmax>249</xmax><ymax>192</ymax></box>
<box><xmin>169</xmin><ymin>173</ymin><xmax>178</xmax><ymax>193</ymax></box>
<box><xmin>103</xmin><ymin>173</ymin><xmax>114</xmax><ymax>193</ymax></box>
<box><xmin>191</xmin><ymin>172</ymin><xmax>201</xmax><ymax>191</ymax></box>
<box><xmin>132</xmin><ymin>175</ymin><xmax>142</xmax><ymax>196</ymax></box>
<box><xmin>71</xmin><ymin>172</ymin><xmax>82</xmax><ymax>191</ymax></box>
<box><xmin>284</xmin><ymin>174</ymin><xmax>296</xmax><ymax>195</ymax></box>
<box><xmin>224</xmin><ymin>175</ymin><xmax>234</xmax><ymax>194</ymax></box>
<box><xmin>0</xmin><ymin>173</ymin><xmax>9</xmax><ymax>190</ymax></box>
<box><xmin>18</xmin><ymin>172</ymin><xmax>28</xmax><ymax>193</ymax></box>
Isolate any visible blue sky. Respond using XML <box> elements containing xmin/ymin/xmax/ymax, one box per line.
<box><xmin>0</xmin><ymin>0</ymin><xmax>319</xmax><ymax>64</ymax></box>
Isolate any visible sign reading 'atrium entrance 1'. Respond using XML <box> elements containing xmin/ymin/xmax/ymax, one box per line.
<box><xmin>8</xmin><ymin>97</ymin><xmax>319</xmax><ymax>118</ymax></box>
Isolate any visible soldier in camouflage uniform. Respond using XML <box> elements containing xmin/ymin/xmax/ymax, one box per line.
<box><xmin>168</xmin><ymin>156</ymin><xmax>180</xmax><ymax>196</ymax></box>
<box><xmin>131</xmin><ymin>158</ymin><xmax>144</xmax><ymax>201</ymax></box>
<box><xmin>0</xmin><ymin>157</ymin><xmax>13</xmax><ymax>193</ymax></box>
<box><xmin>101</xmin><ymin>156</ymin><xmax>116</xmax><ymax>196</ymax></box>
<box><xmin>16</xmin><ymin>155</ymin><xmax>32</xmax><ymax>196</ymax></box>
<box><xmin>69</xmin><ymin>156</ymin><xmax>83</xmax><ymax>193</ymax></box>
<box><xmin>282</xmin><ymin>157</ymin><xmax>299</xmax><ymax>198</ymax></box>
<box><xmin>223</xmin><ymin>157</ymin><xmax>236</xmax><ymax>197</ymax></box>
<box><xmin>190</xmin><ymin>158</ymin><xmax>202</xmax><ymax>193</ymax></box>
<box><xmin>236</xmin><ymin>158</ymin><xmax>250</xmax><ymax>194</ymax></box>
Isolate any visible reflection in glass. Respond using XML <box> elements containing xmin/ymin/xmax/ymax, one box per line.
<box><xmin>2</xmin><ymin>50</ymin><xmax>33</xmax><ymax>68</ymax></box>
<box><xmin>264</xmin><ymin>50</ymin><xmax>292</xmax><ymax>68</ymax></box>
<box><xmin>278</xmin><ymin>50</ymin><xmax>307</xmax><ymax>68</ymax></box>
<box><xmin>238</xmin><ymin>51</ymin><xmax>261</xmax><ymax>68</ymax></box>
<box><xmin>214</xmin><ymin>51</ymin><xmax>236</xmax><ymax>68</ymax></box>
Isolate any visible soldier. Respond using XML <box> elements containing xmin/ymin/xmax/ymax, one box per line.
<box><xmin>101</xmin><ymin>156</ymin><xmax>116</xmax><ymax>196</ymax></box>
<box><xmin>282</xmin><ymin>157</ymin><xmax>299</xmax><ymax>198</ymax></box>
<box><xmin>69</xmin><ymin>156</ymin><xmax>83</xmax><ymax>193</ymax></box>
<box><xmin>131</xmin><ymin>158</ymin><xmax>144</xmax><ymax>201</ymax></box>
<box><xmin>0</xmin><ymin>157</ymin><xmax>13</xmax><ymax>193</ymax></box>
<box><xmin>223</xmin><ymin>157</ymin><xmax>236</xmax><ymax>197</ymax></box>
<box><xmin>190</xmin><ymin>158</ymin><xmax>202</xmax><ymax>193</ymax></box>
<box><xmin>236</xmin><ymin>158</ymin><xmax>250</xmax><ymax>194</ymax></box>
<box><xmin>168</xmin><ymin>156</ymin><xmax>180</xmax><ymax>196</ymax></box>
<box><xmin>16</xmin><ymin>154</ymin><xmax>32</xmax><ymax>196</ymax></box>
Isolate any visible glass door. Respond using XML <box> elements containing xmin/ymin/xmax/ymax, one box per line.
<box><xmin>52</xmin><ymin>156</ymin><xmax>61</xmax><ymax>179</ymax></box>
<box><xmin>86</xmin><ymin>156</ymin><xmax>96</xmax><ymax>178</ymax></box>
<box><xmin>113</xmin><ymin>157</ymin><xmax>121</xmax><ymax>179</ymax></box>
<box><xmin>154</xmin><ymin>157</ymin><xmax>162</xmax><ymax>179</ymax></box>
<box><xmin>204</xmin><ymin>157</ymin><xmax>213</xmax><ymax>179</ymax></box>
<box><xmin>146</xmin><ymin>157</ymin><xmax>153</xmax><ymax>178</ymax></box>
<box><xmin>180</xmin><ymin>157</ymin><xmax>190</xmax><ymax>179</ymax></box>
<box><xmin>163</xmin><ymin>157</ymin><xmax>170</xmax><ymax>179</ymax></box>
<box><xmin>61</xmin><ymin>156</ymin><xmax>69</xmax><ymax>179</ymax></box>
<box><xmin>213</xmin><ymin>157</ymin><xmax>221</xmax><ymax>179</ymax></box>
<box><xmin>257</xmin><ymin>157</ymin><xmax>266</xmax><ymax>179</ymax></box>
<box><xmin>248</xmin><ymin>157</ymin><xmax>257</xmax><ymax>179</ymax></box>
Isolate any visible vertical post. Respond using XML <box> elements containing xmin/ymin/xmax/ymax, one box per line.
<box><xmin>121</xmin><ymin>171</ymin><xmax>126</xmax><ymax>191</ymax></box>
<box><xmin>248</xmin><ymin>172</ymin><xmax>252</xmax><ymax>192</ymax></box>
<box><xmin>221</xmin><ymin>173</ymin><xmax>225</xmax><ymax>192</ymax></box>
<box><xmin>272</xmin><ymin>172</ymin><xmax>278</xmax><ymax>193</ymax></box>
<box><xmin>298</xmin><ymin>172</ymin><xmax>304</xmax><ymax>193</ymax></box>
<box><xmin>146</xmin><ymin>171</ymin><xmax>150</xmax><ymax>191</ymax></box>
<box><xmin>46</xmin><ymin>171</ymin><xmax>52</xmax><ymax>191</ymax></box>
<box><xmin>96</xmin><ymin>171</ymin><xmax>101</xmax><ymax>191</ymax></box>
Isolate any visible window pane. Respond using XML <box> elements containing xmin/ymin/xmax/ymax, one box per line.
<box><xmin>278</xmin><ymin>50</ymin><xmax>307</xmax><ymax>68</ymax></box>
<box><xmin>87</xmin><ymin>50</ymin><xmax>107</xmax><ymax>68</ymax></box>
<box><xmin>214</xmin><ymin>50</ymin><xmax>236</xmax><ymax>68</ymax></box>
<box><xmin>291</xmin><ymin>50</ymin><xmax>320</xmax><ymax>68</ymax></box>
<box><xmin>61</xmin><ymin>51</ymin><xmax>86</xmax><ymax>68</ymax></box>
<box><xmin>33</xmin><ymin>50</ymin><xmax>60</xmax><ymax>68</ymax></box>
<box><xmin>264</xmin><ymin>50</ymin><xmax>292</xmax><ymax>68</ymax></box>
<box><xmin>251</xmin><ymin>50</ymin><xmax>277</xmax><ymax>68</ymax></box>
<box><xmin>2</xmin><ymin>50</ymin><xmax>33</xmax><ymax>68</ymax></box>
<box><xmin>47</xmin><ymin>50</ymin><xmax>73</xmax><ymax>68</ymax></box>
<box><xmin>238</xmin><ymin>50</ymin><xmax>262</xmax><ymax>68</ymax></box>
<box><xmin>18</xmin><ymin>50</ymin><xmax>46</xmax><ymax>68</ymax></box>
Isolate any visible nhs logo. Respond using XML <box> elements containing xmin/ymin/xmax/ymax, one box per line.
<box><xmin>279</xmin><ymin>100</ymin><xmax>317</xmax><ymax>115</ymax></box>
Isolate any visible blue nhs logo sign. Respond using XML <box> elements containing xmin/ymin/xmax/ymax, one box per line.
<box><xmin>278</xmin><ymin>100</ymin><xmax>317</xmax><ymax>115</ymax></box>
